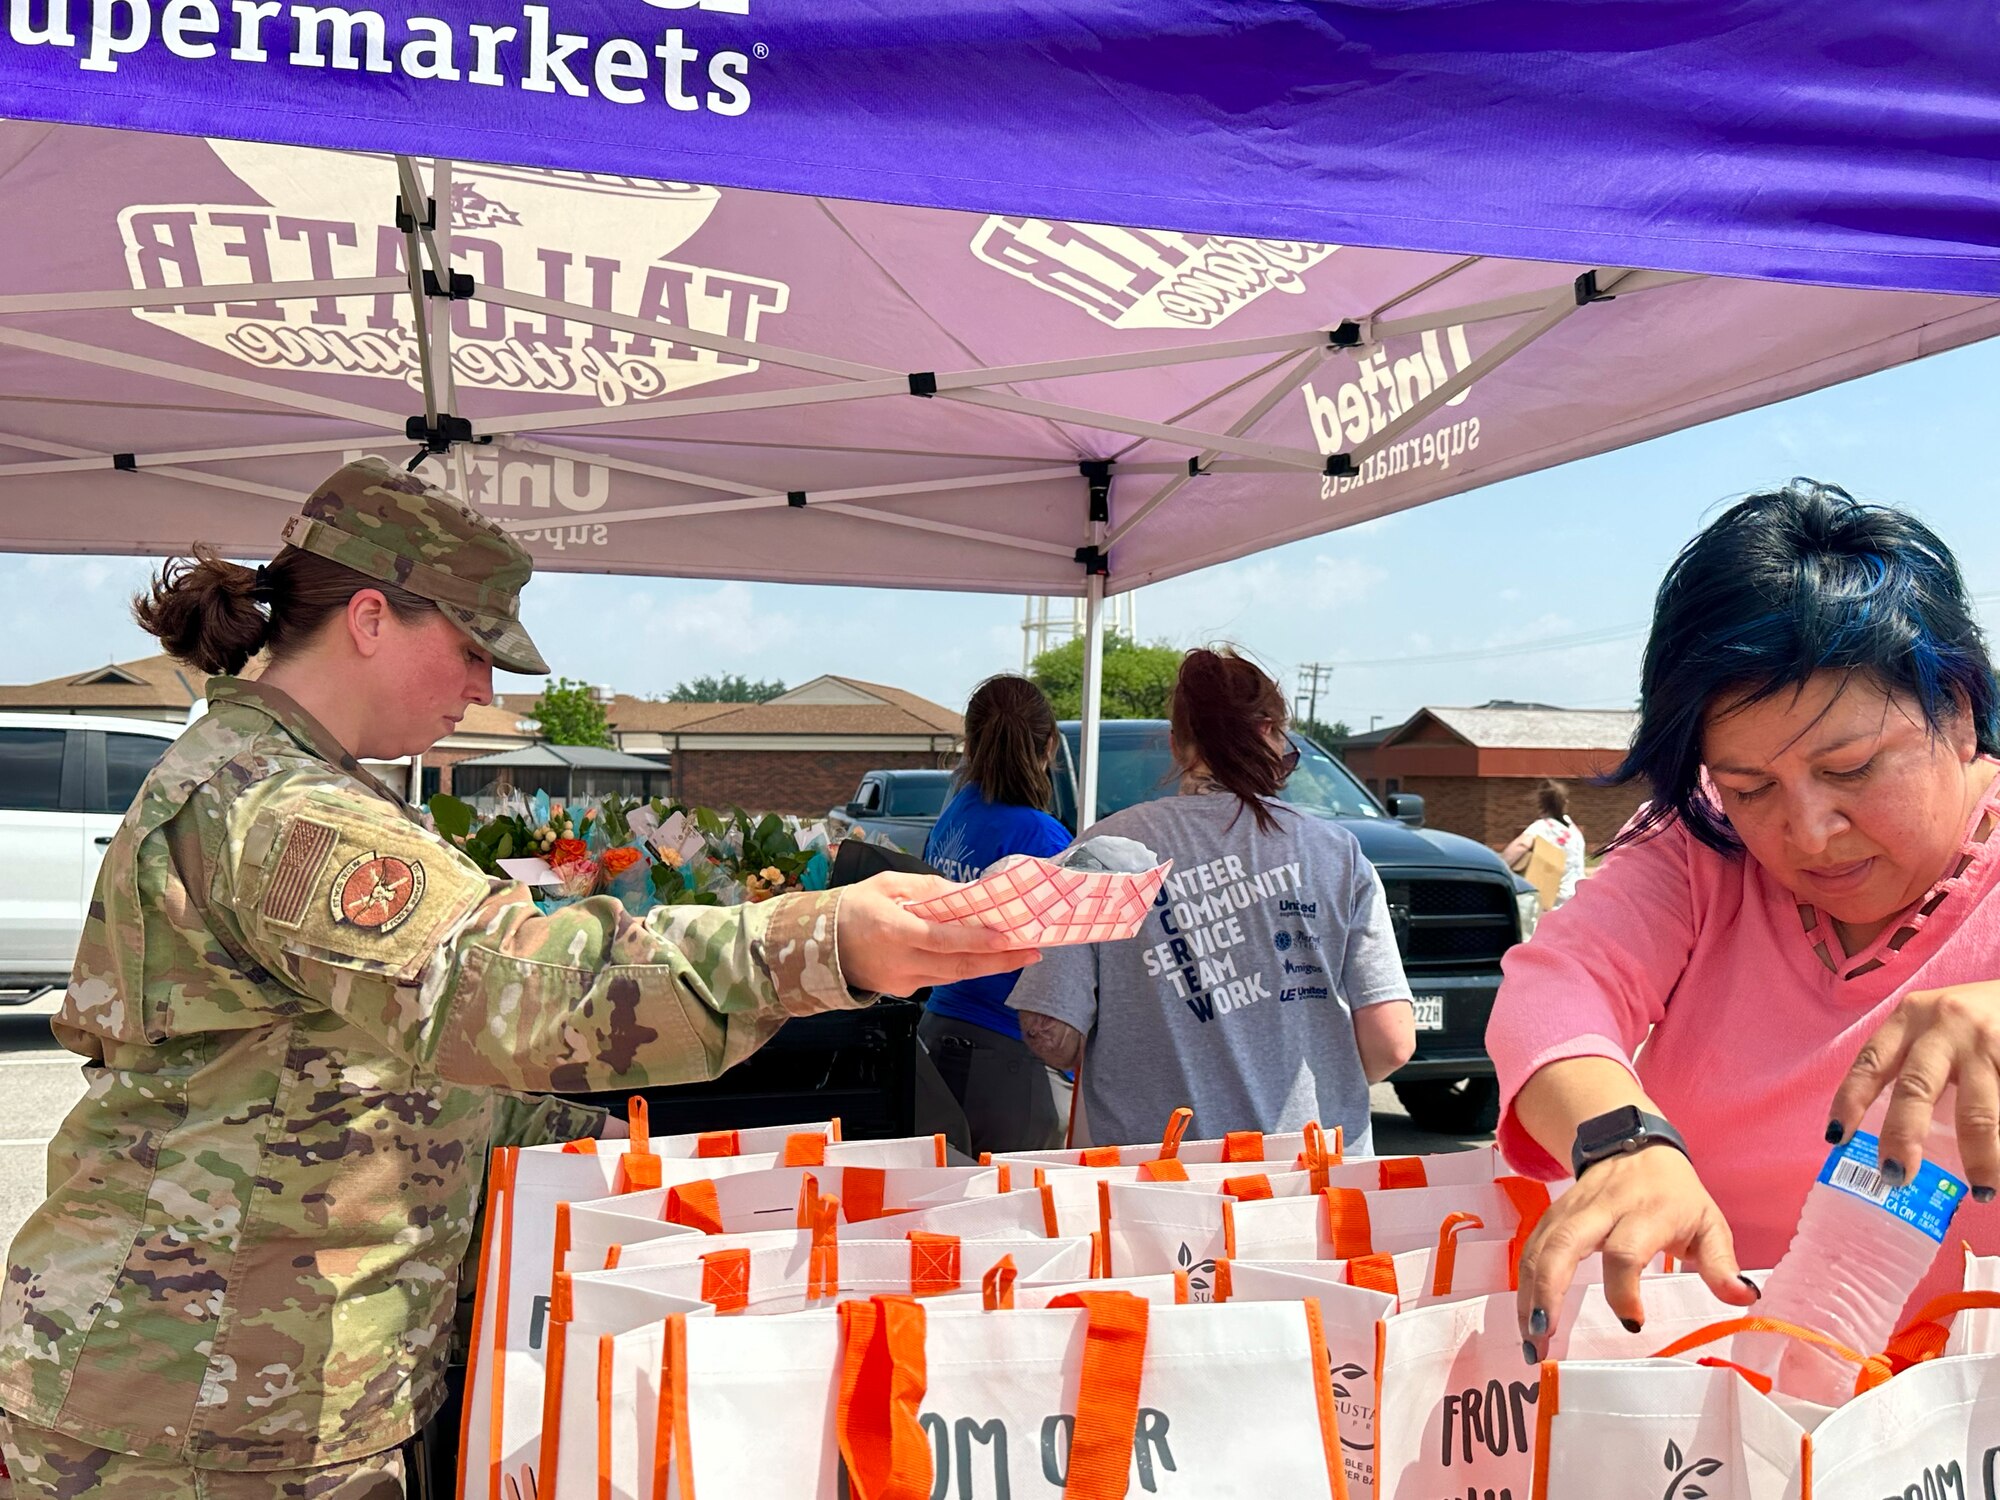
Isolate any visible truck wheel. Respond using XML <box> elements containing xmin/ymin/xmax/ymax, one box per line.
<box><xmin>1392</xmin><ymin>1076</ymin><xmax>1500</xmax><ymax>1135</ymax></box>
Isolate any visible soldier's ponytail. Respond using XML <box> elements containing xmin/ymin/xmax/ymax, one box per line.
<box><xmin>134</xmin><ymin>543</ymin><xmax>435</xmax><ymax>677</ymax></box>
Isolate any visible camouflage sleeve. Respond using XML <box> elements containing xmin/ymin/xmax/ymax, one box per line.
<box><xmin>488</xmin><ymin>1090</ymin><xmax>611</xmax><ymax>1148</ymax></box>
<box><xmin>219</xmin><ymin>776</ymin><xmax>868</xmax><ymax>1093</ymax></box>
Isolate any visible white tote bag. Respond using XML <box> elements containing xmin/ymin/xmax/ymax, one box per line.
<box><xmin>827</xmin><ymin>1292</ymin><xmax>1351</xmax><ymax>1500</ymax></box>
<box><xmin>1539</xmin><ymin>1291</ymin><xmax>2000</xmax><ymax>1500</ymax></box>
<box><xmin>462</xmin><ymin>1139</ymin><xmax>782</xmax><ymax>1500</ymax></box>
<box><xmin>1376</xmin><ymin>1271</ymin><xmax>1753</xmax><ymax>1500</ymax></box>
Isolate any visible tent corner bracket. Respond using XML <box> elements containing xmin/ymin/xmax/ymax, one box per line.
<box><xmin>1574</xmin><ymin>270</ymin><xmax>1616</xmax><ymax>305</ymax></box>
<box><xmin>394</xmin><ymin>197</ymin><xmax>437</xmax><ymax>235</ymax></box>
<box><xmin>906</xmin><ymin>372</ymin><xmax>937</xmax><ymax>397</ymax></box>
<box><xmin>1327</xmin><ymin>320</ymin><xmax>1367</xmax><ymax>347</ymax></box>
<box><xmin>1324</xmin><ymin>454</ymin><xmax>1357</xmax><ymax>477</ymax></box>
<box><xmin>1074</xmin><ymin>544</ymin><xmax>1109</xmax><ymax>577</ymax></box>
<box><xmin>112</xmin><ymin>453</ymin><xmax>137</xmax><ymax>473</ymax></box>
<box><xmin>787</xmin><ymin>491</ymin><xmax>808</xmax><ymax>508</ymax></box>
<box><xmin>422</xmin><ymin>269</ymin><xmax>476</xmax><ymax>302</ymax></box>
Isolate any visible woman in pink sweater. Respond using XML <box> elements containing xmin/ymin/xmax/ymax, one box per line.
<box><xmin>1493</xmin><ymin>481</ymin><xmax>2000</xmax><ymax>1362</ymax></box>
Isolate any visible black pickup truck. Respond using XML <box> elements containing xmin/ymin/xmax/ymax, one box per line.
<box><xmin>1049</xmin><ymin>720</ymin><xmax>1532</xmax><ymax>1134</ymax></box>
<box><xmin>824</xmin><ymin>768</ymin><xmax>954</xmax><ymax>853</ymax></box>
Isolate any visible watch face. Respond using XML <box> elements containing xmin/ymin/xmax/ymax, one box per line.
<box><xmin>1581</xmin><ymin>1105</ymin><xmax>1644</xmax><ymax>1154</ymax></box>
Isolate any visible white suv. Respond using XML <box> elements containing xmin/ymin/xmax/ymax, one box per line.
<box><xmin>0</xmin><ymin>712</ymin><xmax>182</xmax><ymax>998</ymax></box>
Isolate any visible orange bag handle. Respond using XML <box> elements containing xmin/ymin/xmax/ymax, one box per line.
<box><xmin>907</xmin><ymin>1232</ymin><xmax>961</xmax><ymax>1297</ymax></box>
<box><xmin>1346</xmin><ymin>1253</ymin><xmax>1400</xmax><ymax>1297</ymax></box>
<box><xmin>700</xmin><ymin>1248</ymin><xmax>750</xmax><ymax>1313</ymax></box>
<box><xmin>1878</xmin><ymin>1289</ymin><xmax>2000</xmax><ymax>1377</ymax></box>
<box><xmin>982</xmin><ymin>1256</ymin><xmax>1018</xmax><ymax>1311</ymax></box>
<box><xmin>1222</xmin><ymin>1130</ymin><xmax>1264</xmax><ymax>1163</ymax></box>
<box><xmin>628</xmin><ymin>1095</ymin><xmax>652</xmax><ymax>1156</ymax></box>
<box><xmin>1379</xmin><ymin>1156</ymin><xmax>1428</xmax><ymax>1190</ymax></box>
<box><xmin>664</xmin><ymin>1180</ymin><xmax>723</xmax><ymax>1234</ymax></box>
<box><xmin>1046</xmin><ymin>1293</ymin><xmax>1152</xmax><ymax>1500</ymax></box>
<box><xmin>1300</xmin><ymin>1122</ymin><xmax>1337</xmax><ymax>1191</ymax></box>
<box><xmin>837</xmin><ymin>1297</ymin><xmax>933</xmax><ymax>1500</ymax></box>
<box><xmin>843</xmin><ymin>1167</ymin><xmax>890</xmax><ymax>1223</ymax></box>
<box><xmin>1431</xmin><ymin>1212</ymin><xmax>1486</xmax><ymax>1298</ymax></box>
<box><xmin>1138</xmin><ymin>1157</ymin><xmax>1189</xmax><ymax>1183</ymax></box>
<box><xmin>1223</xmin><ymin>1173</ymin><xmax>1274</xmax><ymax>1201</ymax></box>
<box><xmin>784</xmin><ymin>1131</ymin><xmax>829</xmax><ymax>1167</ymax></box>
<box><xmin>694</xmin><ymin>1128</ymin><xmax>740</xmax><ymax>1158</ymax></box>
<box><xmin>1499</xmin><ymin>1177</ymin><xmax>1552</xmax><ymax>1288</ymax></box>
<box><xmin>1079</xmin><ymin>1145</ymin><xmax>1122</xmax><ymax>1167</ymax></box>
<box><xmin>1212</xmin><ymin>1257</ymin><xmax>1234</xmax><ymax>1302</ymax></box>
<box><xmin>1321</xmin><ymin>1187</ymin><xmax>1373</xmax><ymax>1258</ymax></box>
<box><xmin>808</xmin><ymin>1192</ymin><xmax>841</xmax><ymax>1300</ymax></box>
<box><xmin>1650</xmin><ymin>1315</ymin><xmax>1892</xmax><ymax>1395</ymax></box>
<box><xmin>1157</xmin><ymin>1105</ymin><xmax>1195</xmax><ymax>1160</ymax></box>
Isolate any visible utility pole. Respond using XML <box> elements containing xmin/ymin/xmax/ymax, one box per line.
<box><xmin>1297</xmin><ymin>662</ymin><xmax>1335</xmax><ymax>725</ymax></box>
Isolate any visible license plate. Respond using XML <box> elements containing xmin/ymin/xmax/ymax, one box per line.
<box><xmin>1411</xmin><ymin>995</ymin><xmax>1446</xmax><ymax>1031</ymax></box>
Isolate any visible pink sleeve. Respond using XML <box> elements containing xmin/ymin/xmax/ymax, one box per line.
<box><xmin>1487</xmin><ymin>815</ymin><xmax>1700</xmax><ymax>1178</ymax></box>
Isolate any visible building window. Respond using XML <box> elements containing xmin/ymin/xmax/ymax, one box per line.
<box><xmin>1386</xmin><ymin>778</ymin><xmax>1401</xmax><ymax>795</ymax></box>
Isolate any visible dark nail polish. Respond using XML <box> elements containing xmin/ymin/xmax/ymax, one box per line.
<box><xmin>1522</xmin><ymin>1339</ymin><xmax>1539</xmax><ymax>1367</ymax></box>
<box><xmin>1740</xmin><ymin>1275</ymin><xmax>1762</xmax><ymax>1301</ymax></box>
<box><xmin>1529</xmin><ymin>1308</ymin><xmax>1549</xmax><ymax>1338</ymax></box>
<box><xmin>1620</xmin><ymin>1317</ymin><xmax>1644</xmax><ymax>1335</ymax></box>
<box><xmin>1976</xmin><ymin>1186</ymin><xmax>1997</xmax><ymax>1205</ymax></box>
<box><xmin>1882</xmin><ymin>1159</ymin><xmax>1908</xmax><ymax>1187</ymax></box>
<box><xmin>1825</xmin><ymin>1120</ymin><xmax>1845</xmax><ymax>1144</ymax></box>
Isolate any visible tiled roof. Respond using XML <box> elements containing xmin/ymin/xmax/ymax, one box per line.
<box><xmin>1413</xmin><ymin>705</ymin><xmax>1640</xmax><ymax>752</ymax></box>
<box><xmin>661</xmin><ymin>702</ymin><xmax>962</xmax><ymax>737</ymax></box>
<box><xmin>0</xmin><ymin>653</ymin><xmax>205</xmax><ymax>710</ymax></box>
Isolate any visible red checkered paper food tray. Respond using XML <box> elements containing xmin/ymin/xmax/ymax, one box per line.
<box><xmin>903</xmin><ymin>857</ymin><xmax>1173</xmax><ymax>945</ymax></box>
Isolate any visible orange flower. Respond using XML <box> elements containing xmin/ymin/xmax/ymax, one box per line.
<box><xmin>549</xmin><ymin>837</ymin><xmax>590</xmax><ymax>869</ymax></box>
<box><xmin>602</xmin><ymin>846</ymin><xmax>643</xmax><ymax>877</ymax></box>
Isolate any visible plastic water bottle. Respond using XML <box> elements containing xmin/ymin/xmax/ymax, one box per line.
<box><xmin>1749</xmin><ymin>1106</ymin><xmax>1968</xmax><ymax>1406</ymax></box>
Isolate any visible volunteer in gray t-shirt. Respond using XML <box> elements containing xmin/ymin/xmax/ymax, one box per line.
<box><xmin>1011</xmin><ymin>648</ymin><xmax>1416</xmax><ymax>1153</ymax></box>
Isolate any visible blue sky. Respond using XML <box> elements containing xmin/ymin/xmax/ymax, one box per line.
<box><xmin>5</xmin><ymin>336</ymin><xmax>1997</xmax><ymax>730</ymax></box>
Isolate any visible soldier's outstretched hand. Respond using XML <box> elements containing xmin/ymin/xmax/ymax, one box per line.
<box><xmin>836</xmin><ymin>872</ymin><xmax>1043</xmax><ymax>997</ymax></box>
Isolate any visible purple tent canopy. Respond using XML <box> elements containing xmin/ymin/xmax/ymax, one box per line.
<box><xmin>2</xmin><ymin>2</ymin><xmax>1996</xmax><ymax>814</ymax></box>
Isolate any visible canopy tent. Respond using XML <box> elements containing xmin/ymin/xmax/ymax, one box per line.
<box><xmin>2</xmin><ymin>3</ymin><xmax>1997</xmax><ymax>819</ymax></box>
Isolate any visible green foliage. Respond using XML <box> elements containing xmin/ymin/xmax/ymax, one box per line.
<box><xmin>530</xmin><ymin>677</ymin><xmax>613</xmax><ymax>747</ymax></box>
<box><xmin>1029</xmin><ymin>634</ymin><xmax>1185</xmax><ymax>720</ymax></box>
<box><xmin>1294</xmin><ymin>716</ymin><xmax>1353</xmax><ymax>749</ymax></box>
<box><xmin>427</xmin><ymin>793</ymin><xmax>534</xmax><ymax>875</ymax></box>
<box><xmin>667</xmin><ymin>674</ymin><xmax>787</xmax><ymax>703</ymax></box>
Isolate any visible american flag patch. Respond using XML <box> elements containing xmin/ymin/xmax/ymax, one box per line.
<box><xmin>261</xmin><ymin>817</ymin><xmax>337</xmax><ymax>928</ymax></box>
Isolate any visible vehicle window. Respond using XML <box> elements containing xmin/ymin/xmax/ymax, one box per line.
<box><xmin>102</xmin><ymin>732</ymin><xmax>170</xmax><ymax>814</ymax></box>
<box><xmin>856</xmin><ymin>780</ymin><xmax>882</xmax><ymax>813</ymax></box>
<box><xmin>1280</xmin><ymin>735</ymin><xmax>1383</xmax><ymax>819</ymax></box>
<box><xmin>886</xmin><ymin>777</ymin><xmax>949</xmax><ymax>819</ymax></box>
<box><xmin>0</xmin><ymin>728</ymin><xmax>66</xmax><ymax>812</ymax></box>
<box><xmin>1097</xmin><ymin>738</ymin><xmax>1177</xmax><ymax>818</ymax></box>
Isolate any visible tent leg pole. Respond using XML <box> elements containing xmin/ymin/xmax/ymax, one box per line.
<box><xmin>1078</xmin><ymin>574</ymin><xmax>1106</xmax><ymax>831</ymax></box>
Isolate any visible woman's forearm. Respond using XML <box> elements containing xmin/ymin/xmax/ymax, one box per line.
<box><xmin>1512</xmin><ymin>1055</ymin><xmax>1662</xmax><ymax>1165</ymax></box>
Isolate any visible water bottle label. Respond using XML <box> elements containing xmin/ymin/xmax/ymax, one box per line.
<box><xmin>1817</xmin><ymin>1131</ymin><xmax>1967</xmax><ymax>1244</ymax></box>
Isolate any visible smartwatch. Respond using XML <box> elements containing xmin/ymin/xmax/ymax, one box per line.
<box><xmin>1570</xmin><ymin>1105</ymin><xmax>1689</xmax><ymax>1180</ymax></box>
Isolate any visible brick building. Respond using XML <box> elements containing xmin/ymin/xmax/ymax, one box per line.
<box><xmin>609</xmin><ymin>676</ymin><xmax>963</xmax><ymax>816</ymax></box>
<box><xmin>1337</xmin><ymin>702</ymin><xmax>1642</xmax><ymax>852</ymax></box>
<box><xmin>3</xmin><ymin>658</ymin><xmax>961</xmax><ymax>814</ymax></box>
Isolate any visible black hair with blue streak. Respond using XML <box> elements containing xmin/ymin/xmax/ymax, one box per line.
<box><xmin>1608</xmin><ymin>481</ymin><xmax>2000</xmax><ymax>856</ymax></box>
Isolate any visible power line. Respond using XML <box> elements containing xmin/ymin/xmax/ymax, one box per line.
<box><xmin>1295</xmin><ymin>662</ymin><xmax>1335</xmax><ymax>723</ymax></box>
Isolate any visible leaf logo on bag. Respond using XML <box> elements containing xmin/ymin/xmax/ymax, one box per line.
<box><xmin>1662</xmin><ymin>1441</ymin><xmax>1723</xmax><ymax>1500</ymax></box>
<box><xmin>1173</xmin><ymin>1242</ymin><xmax>1218</xmax><ymax>1301</ymax></box>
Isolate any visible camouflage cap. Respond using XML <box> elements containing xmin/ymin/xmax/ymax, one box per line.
<box><xmin>280</xmin><ymin>457</ymin><xmax>550</xmax><ymax>675</ymax></box>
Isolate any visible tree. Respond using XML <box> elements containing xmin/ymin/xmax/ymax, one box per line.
<box><xmin>1294</xmin><ymin>716</ymin><xmax>1353</xmax><ymax>750</ymax></box>
<box><xmin>1029</xmin><ymin>635</ymin><xmax>1185</xmax><ymax>719</ymax></box>
<box><xmin>666</xmin><ymin>674</ymin><xmax>786</xmax><ymax>703</ymax></box>
<box><xmin>531</xmin><ymin>677</ymin><xmax>612</xmax><ymax>747</ymax></box>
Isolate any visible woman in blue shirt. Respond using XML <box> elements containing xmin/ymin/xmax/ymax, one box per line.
<box><xmin>920</xmin><ymin>675</ymin><xmax>1076</xmax><ymax>1152</ymax></box>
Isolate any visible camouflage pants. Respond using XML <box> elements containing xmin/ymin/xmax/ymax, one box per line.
<box><xmin>0</xmin><ymin>1413</ymin><xmax>406</xmax><ymax>1500</ymax></box>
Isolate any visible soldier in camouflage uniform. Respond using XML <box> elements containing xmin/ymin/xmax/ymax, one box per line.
<box><xmin>0</xmin><ymin>458</ymin><xmax>1032</xmax><ymax>1499</ymax></box>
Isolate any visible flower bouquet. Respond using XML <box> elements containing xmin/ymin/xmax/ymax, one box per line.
<box><xmin>425</xmin><ymin>792</ymin><xmax>828</xmax><ymax>916</ymax></box>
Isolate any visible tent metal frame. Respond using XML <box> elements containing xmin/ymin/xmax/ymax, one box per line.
<box><xmin>0</xmin><ymin>153</ymin><xmax>1691</xmax><ymax>820</ymax></box>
